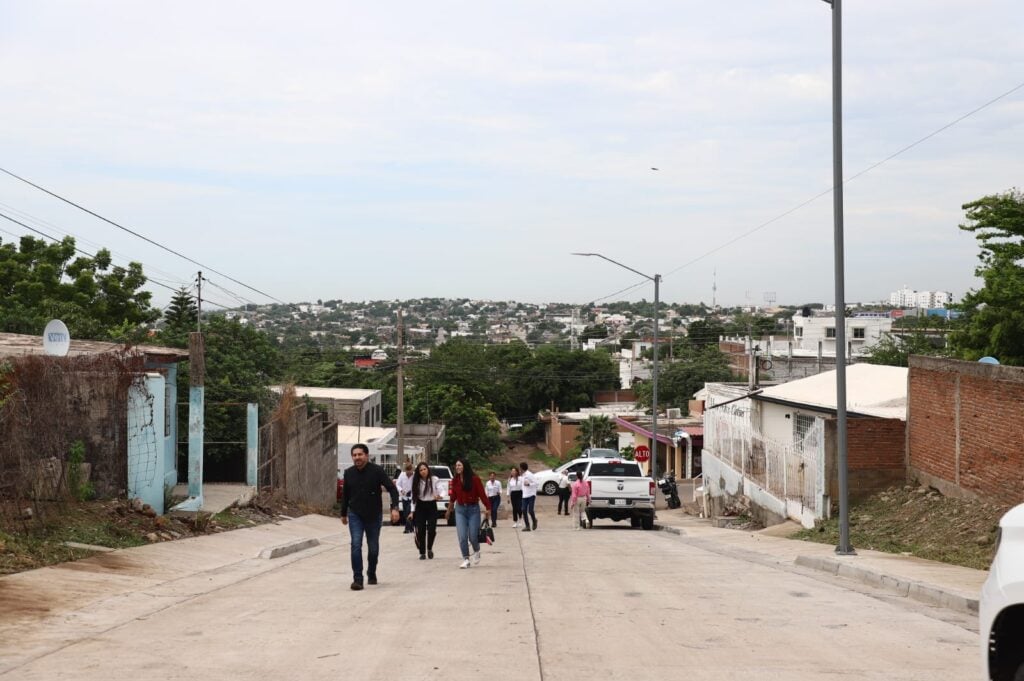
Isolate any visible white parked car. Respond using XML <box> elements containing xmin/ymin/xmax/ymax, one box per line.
<box><xmin>533</xmin><ymin>454</ymin><xmax>619</xmax><ymax>496</ymax></box>
<box><xmin>980</xmin><ymin>503</ymin><xmax>1024</xmax><ymax>681</ymax></box>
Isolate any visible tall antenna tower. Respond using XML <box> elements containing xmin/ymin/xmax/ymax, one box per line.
<box><xmin>763</xmin><ymin>291</ymin><xmax>777</xmax><ymax>308</ymax></box>
<box><xmin>571</xmin><ymin>307</ymin><xmax>580</xmax><ymax>350</ymax></box>
<box><xmin>712</xmin><ymin>268</ymin><xmax>717</xmax><ymax>312</ymax></box>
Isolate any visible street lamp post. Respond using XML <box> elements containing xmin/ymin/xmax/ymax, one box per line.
<box><xmin>822</xmin><ymin>0</ymin><xmax>854</xmax><ymax>555</ymax></box>
<box><xmin>573</xmin><ymin>253</ymin><xmax>661</xmax><ymax>486</ymax></box>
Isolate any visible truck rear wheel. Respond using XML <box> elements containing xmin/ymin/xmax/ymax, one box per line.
<box><xmin>641</xmin><ymin>515</ymin><xmax>654</xmax><ymax>530</ymax></box>
<box><xmin>630</xmin><ymin>517</ymin><xmax>641</xmax><ymax>528</ymax></box>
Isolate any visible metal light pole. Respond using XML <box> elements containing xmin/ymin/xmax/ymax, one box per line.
<box><xmin>573</xmin><ymin>253</ymin><xmax>661</xmax><ymax>485</ymax></box>
<box><xmin>823</xmin><ymin>0</ymin><xmax>854</xmax><ymax>555</ymax></box>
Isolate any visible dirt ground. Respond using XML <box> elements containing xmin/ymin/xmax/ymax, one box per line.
<box><xmin>792</xmin><ymin>484</ymin><xmax>1011</xmax><ymax>570</ymax></box>
<box><xmin>478</xmin><ymin>441</ymin><xmax>559</xmax><ymax>476</ymax></box>
<box><xmin>0</xmin><ymin>493</ymin><xmax>312</xmax><ymax>576</ymax></box>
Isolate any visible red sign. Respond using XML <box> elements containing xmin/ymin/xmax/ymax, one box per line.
<box><xmin>634</xmin><ymin>445</ymin><xmax>650</xmax><ymax>462</ymax></box>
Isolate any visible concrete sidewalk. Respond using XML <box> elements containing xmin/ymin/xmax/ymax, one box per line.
<box><xmin>653</xmin><ymin>512</ymin><xmax>986</xmax><ymax>615</ymax></box>
<box><xmin>0</xmin><ymin>515</ymin><xmax>345</xmax><ymax>675</ymax></box>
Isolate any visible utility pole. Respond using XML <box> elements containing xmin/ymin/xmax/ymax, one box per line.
<box><xmin>196</xmin><ymin>271</ymin><xmax>203</xmax><ymax>332</ymax></box>
<box><xmin>396</xmin><ymin>309</ymin><xmax>405</xmax><ymax>464</ymax></box>
<box><xmin>824</xmin><ymin>0</ymin><xmax>854</xmax><ymax>555</ymax></box>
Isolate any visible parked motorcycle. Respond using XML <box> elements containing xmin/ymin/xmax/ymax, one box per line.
<box><xmin>658</xmin><ymin>471</ymin><xmax>682</xmax><ymax>509</ymax></box>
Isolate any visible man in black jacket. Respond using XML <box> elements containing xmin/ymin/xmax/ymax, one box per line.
<box><xmin>340</xmin><ymin>444</ymin><xmax>400</xmax><ymax>591</ymax></box>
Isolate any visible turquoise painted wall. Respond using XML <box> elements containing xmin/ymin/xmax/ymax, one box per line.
<box><xmin>127</xmin><ymin>372</ymin><xmax>166</xmax><ymax>514</ymax></box>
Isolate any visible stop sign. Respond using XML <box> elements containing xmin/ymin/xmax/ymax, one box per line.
<box><xmin>634</xmin><ymin>445</ymin><xmax>650</xmax><ymax>462</ymax></box>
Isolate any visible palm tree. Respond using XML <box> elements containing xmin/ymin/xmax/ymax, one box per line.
<box><xmin>575</xmin><ymin>415</ymin><xmax>617</xmax><ymax>450</ymax></box>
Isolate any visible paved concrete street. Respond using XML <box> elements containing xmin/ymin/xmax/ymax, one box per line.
<box><xmin>0</xmin><ymin>502</ymin><xmax>979</xmax><ymax>680</ymax></box>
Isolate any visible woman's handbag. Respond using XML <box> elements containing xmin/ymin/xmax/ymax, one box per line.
<box><xmin>478</xmin><ymin>517</ymin><xmax>495</xmax><ymax>545</ymax></box>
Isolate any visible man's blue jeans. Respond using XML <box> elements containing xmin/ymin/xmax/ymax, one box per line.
<box><xmin>454</xmin><ymin>503</ymin><xmax>481</xmax><ymax>559</ymax></box>
<box><xmin>348</xmin><ymin>511</ymin><xmax>381</xmax><ymax>583</ymax></box>
<box><xmin>488</xmin><ymin>495</ymin><xmax>501</xmax><ymax>526</ymax></box>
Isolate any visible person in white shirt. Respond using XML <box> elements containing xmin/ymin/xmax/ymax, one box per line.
<box><xmin>507</xmin><ymin>467</ymin><xmax>524</xmax><ymax>528</ymax></box>
<box><xmin>519</xmin><ymin>461</ymin><xmax>538</xmax><ymax>531</ymax></box>
<box><xmin>556</xmin><ymin>471</ymin><xmax>571</xmax><ymax>516</ymax></box>
<box><xmin>409</xmin><ymin>462</ymin><xmax>442</xmax><ymax>560</ymax></box>
<box><xmin>484</xmin><ymin>472</ymin><xmax>502</xmax><ymax>527</ymax></box>
<box><xmin>396</xmin><ymin>462</ymin><xmax>414</xmax><ymax>534</ymax></box>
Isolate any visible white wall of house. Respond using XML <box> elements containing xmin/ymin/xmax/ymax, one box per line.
<box><xmin>790</xmin><ymin>313</ymin><xmax>892</xmax><ymax>355</ymax></box>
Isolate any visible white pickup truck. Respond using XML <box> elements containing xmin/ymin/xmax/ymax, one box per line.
<box><xmin>582</xmin><ymin>459</ymin><xmax>656</xmax><ymax>530</ymax></box>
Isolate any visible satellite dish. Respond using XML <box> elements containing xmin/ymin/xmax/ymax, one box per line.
<box><xmin>978</xmin><ymin>356</ymin><xmax>1000</xmax><ymax>365</ymax></box>
<box><xmin>43</xmin><ymin>320</ymin><xmax>71</xmax><ymax>357</ymax></box>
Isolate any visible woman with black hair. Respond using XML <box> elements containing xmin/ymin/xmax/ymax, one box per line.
<box><xmin>444</xmin><ymin>458</ymin><xmax>491</xmax><ymax>569</ymax></box>
<box><xmin>409</xmin><ymin>462</ymin><xmax>440</xmax><ymax>560</ymax></box>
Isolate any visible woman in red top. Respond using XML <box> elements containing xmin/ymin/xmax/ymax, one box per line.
<box><xmin>445</xmin><ymin>458</ymin><xmax>491</xmax><ymax>569</ymax></box>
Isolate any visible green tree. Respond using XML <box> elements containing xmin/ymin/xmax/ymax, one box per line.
<box><xmin>575</xmin><ymin>415</ymin><xmax>617</xmax><ymax>449</ymax></box>
<box><xmin>516</xmin><ymin>346</ymin><xmax>619</xmax><ymax>414</ymax></box>
<box><xmin>405</xmin><ymin>384</ymin><xmax>502</xmax><ymax>464</ymax></box>
<box><xmin>685</xmin><ymin>318</ymin><xmax>726</xmax><ymax>348</ymax></box>
<box><xmin>0</xmin><ymin>235</ymin><xmax>159</xmax><ymax>340</ymax></box>
<box><xmin>863</xmin><ymin>332</ymin><xmax>943</xmax><ymax>367</ymax></box>
<box><xmin>635</xmin><ymin>345</ymin><xmax>733</xmax><ymax>413</ymax></box>
<box><xmin>580</xmin><ymin>324</ymin><xmax>609</xmax><ymax>343</ymax></box>
<box><xmin>158</xmin><ymin>286</ymin><xmax>199</xmax><ymax>347</ymax></box>
<box><xmin>174</xmin><ymin>316</ymin><xmax>282</xmax><ymax>472</ymax></box>
<box><xmin>950</xmin><ymin>189</ymin><xmax>1024</xmax><ymax>364</ymax></box>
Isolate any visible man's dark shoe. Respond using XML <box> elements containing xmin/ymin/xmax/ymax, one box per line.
<box><xmin>533</xmin><ymin>520</ymin><xmax>538</xmax><ymax>530</ymax></box>
<box><xmin>350</xmin><ymin>581</ymin><xmax>363</xmax><ymax>591</ymax></box>
<box><xmin>420</xmin><ymin>554</ymin><xmax>426</xmax><ymax>560</ymax></box>
<box><xmin>428</xmin><ymin>550</ymin><xmax>434</xmax><ymax>559</ymax></box>
<box><xmin>367</xmin><ymin>575</ymin><xmax>378</xmax><ymax>585</ymax></box>
<box><xmin>522</xmin><ymin>526</ymin><xmax>531</xmax><ymax>532</ymax></box>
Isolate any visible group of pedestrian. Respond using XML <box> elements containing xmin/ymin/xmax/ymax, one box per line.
<box><xmin>339</xmin><ymin>446</ymin><xmax>592</xmax><ymax>590</ymax></box>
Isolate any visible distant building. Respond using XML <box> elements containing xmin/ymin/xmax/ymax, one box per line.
<box><xmin>274</xmin><ymin>386</ymin><xmax>382</xmax><ymax>427</ymax></box>
<box><xmin>790</xmin><ymin>310</ymin><xmax>892</xmax><ymax>355</ymax></box>
<box><xmin>889</xmin><ymin>285</ymin><xmax>953</xmax><ymax>309</ymax></box>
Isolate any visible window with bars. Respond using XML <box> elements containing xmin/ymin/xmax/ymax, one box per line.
<box><xmin>793</xmin><ymin>413</ymin><xmax>816</xmax><ymax>448</ymax></box>
<box><xmin>853</xmin><ymin>327</ymin><xmax>865</xmax><ymax>339</ymax></box>
<box><xmin>825</xmin><ymin>327</ymin><xmax>836</xmax><ymax>338</ymax></box>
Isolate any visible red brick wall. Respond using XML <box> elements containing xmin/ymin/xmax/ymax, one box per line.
<box><xmin>825</xmin><ymin>417</ymin><xmax>906</xmax><ymax>501</ymax></box>
<box><xmin>848</xmin><ymin>419</ymin><xmax>905</xmax><ymax>471</ymax></box>
<box><xmin>594</xmin><ymin>389</ymin><xmax>636</xmax><ymax>404</ymax></box>
<box><xmin>908</xmin><ymin>356</ymin><xmax>1024</xmax><ymax>505</ymax></box>
<box><xmin>719</xmin><ymin>341</ymin><xmax>749</xmax><ymax>377</ymax></box>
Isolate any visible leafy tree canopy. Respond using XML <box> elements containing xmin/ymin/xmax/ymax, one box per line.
<box><xmin>950</xmin><ymin>189</ymin><xmax>1024</xmax><ymax>365</ymax></box>
<box><xmin>0</xmin><ymin>235</ymin><xmax>158</xmax><ymax>340</ymax></box>
<box><xmin>635</xmin><ymin>345</ymin><xmax>734</xmax><ymax>414</ymax></box>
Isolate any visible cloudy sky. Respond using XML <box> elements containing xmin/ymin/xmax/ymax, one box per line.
<box><xmin>1</xmin><ymin>1</ymin><xmax>1021</xmax><ymax>309</ymax></box>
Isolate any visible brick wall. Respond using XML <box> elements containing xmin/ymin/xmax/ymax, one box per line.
<box><xmin>719</xmin><ymin>341</ymin><xmax>749</xmax><ymax>377</ymax></box>
<box><xmin>594</xmin><ymin>389</ymin><xmax>636</xmax><ymax>404</ymax></box>
<box><xmin>844</xmin><ymin>418</ymin><xmax>906</xmax><ymax>499</ymax></box>
<box><xmin>908</xmin><ymin>356</ymin><xmax>1024</xmax><ymax>505</ymax></box>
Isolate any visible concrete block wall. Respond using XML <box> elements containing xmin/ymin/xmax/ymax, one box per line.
<box><xmin>908</xmin><ymin>356</ymin><xmax>1024</xmax><ymax>505</ymax></box>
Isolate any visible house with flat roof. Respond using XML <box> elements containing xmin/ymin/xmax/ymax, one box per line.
<box><xmin>702</xmin><ymin>364</ymin><xmax>908</xmax><ymax>528</ymax></box>
<box><xmin>274</xmin><ymin>386</ymin><xmax>382</xmax><ymax>428</ymax></box>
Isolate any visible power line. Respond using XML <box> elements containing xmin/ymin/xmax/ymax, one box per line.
<box><xmin>0</xmin><ymin>166</ymin><xmax>293</xmax><ymax>306</ymax></box>
<box><xmin>0</xmin><ymin>200</ymin><xmax>194</xmax><ymax>288</ymax></box>
<box><xmin>660</xmin><ymin>78</ymin><xmax>1024</xmax><ymax>280</ymax></box>
<box><xmin>0</xmin><ymin>210</ymin><xmax>181</xmax><ymax>293</ymax></box>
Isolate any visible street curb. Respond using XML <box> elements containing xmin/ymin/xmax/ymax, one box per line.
<box><xmin>259</xmin><ymin>538</ymin><xmax>320</xmax><ymax>560</ymax></box>
<box><xmin>653</xmin><ymin>524</ymin><xmax>682</xmax><ymax>535</ymax></box>
<box><xmin>794</xmin><ymin>555</ymin><xmax>979</xmax><ymax>615</ymax></box>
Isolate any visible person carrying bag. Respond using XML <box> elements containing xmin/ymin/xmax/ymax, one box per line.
<box><xmin>478</xmin><ymin>516</ymin><xmax>495</xmax><ymax>546</ymax></box>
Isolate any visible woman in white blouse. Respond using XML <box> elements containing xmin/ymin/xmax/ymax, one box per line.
<box><xmin>409</xmin><ymin>462</ymin><xmax>441</xmax><ymax>560</ymax></box>
<box><xmin>507</xmin><ymin>466</ymin><xmax>524</xmax><ymax>529</ymax></box>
